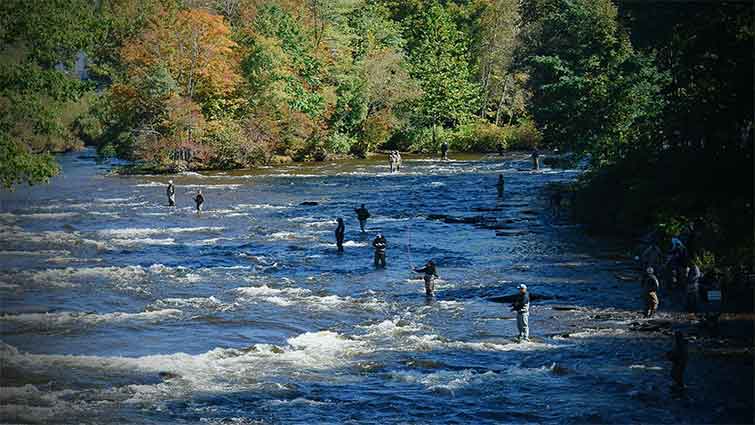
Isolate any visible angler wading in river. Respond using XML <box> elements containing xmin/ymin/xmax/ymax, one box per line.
<box><xmin>335</xmin><ymin>217</ymin><xmax>345</xmax><ymax>253</ymax></box>
<box><xmin>194</xmin><ymin>190</ymin><xmax>204</xmax><ymax>213</ymax></box>
<box><xmin>414</xmin><ymin>260</ymin><xmax>439</xmax><ymax>296</ymax></box>
<box><xmin>511</xmin><ymin>284</ymin><xmax>530</xmax><ymax>342</ymax></box>
<box><xmin>372</xmin><ymin>233</ymin><xmax>387</xmax><ymax>268</ymax></box>
<box><xmin>355</xmin><ymin>204</ymin><xmax>370</xmax><ymax>232</ymax></box>
<box><xmin>166</xmin><ymin>180</ymin><xmax>176</xmax><ymax>207</ymax></box>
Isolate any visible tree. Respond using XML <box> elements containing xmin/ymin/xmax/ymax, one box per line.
<box><xmin>121</xmin><ymin>8</ymin><xmax>241</xmax><ymax>101</ymax></box>
<box><xmin>476</xmin><ymin>0</ymin><xmax>523</xmax><ymax>124</ymax></box>
<box><xmin>409</xmin><ymin>3</ymin><xmax>479</xmax><ymax>144</ymax></box>
<box><xmin>0</xmin><ymin>0</ymin><xmax>99</xmax><ymax>188</ymax></box>
<box><xmin>518</xmin><ymin>0</ymin><xmax>667</xmax><ymax>163</ymax></box>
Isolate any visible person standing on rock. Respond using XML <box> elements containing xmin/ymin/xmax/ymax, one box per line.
<box><xmin>194</xmin><ymin>190</ymin><xmax>204</xmax><ymax>213</ymax></box>
<box><xmin>685</xmin><ymin>259</ymin><xmax>702</xmax><ymax>313</ymax></box>
<box><xmin>414</xmin><ymin>260</ymin><xmax>439</xmax><ymax>296</ymax></box>
<box><xmin>640</xmin><ymin>242</ymin><xmax>663</xmax><ymax>274</ymax></box>
<box><xmin>667</xmin><ymin>331</ymin><xmax>688</xmax><ymax>390</ymax></box>
<box><xmin>167</xmin><ymin>180</ymin><xmax>176</xmax><ymax>207</ymax></box>
<box><xmin>335</xmin><ymin>217</ymin><xmax>345</xmax><ymax>253</ymax></box>
<box><xmin>355</xmin><ymin>204</ymin><xmax>370</xmax><ymax>232</ymax></box>
<box><xmin>531</xmin><ymin>149</ymin><xmax>541</xmax><ymax>170</ymax></box>
<box><xmin>511</xmin><ymin>284</ymin><xmax>530</xmax><ymax>342</ymax></box>
<box><xmin>642</xmin><ymin>266</ymin><xmax>660</xmax><ymax>318</ymax></box>
<box><xmin>496</xmin><ymin>174</ymin><xmax>505</xmax><ymax>198</ymax></box>
<box><xmin>372</xmin><ymin>233</ymin><xmax>387</xmax><ymax>267</ymax></box>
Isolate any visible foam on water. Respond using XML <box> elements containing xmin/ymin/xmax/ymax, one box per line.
<box><xmin>0</xmin><ymin>309</ymin><xmax>182</xmax><ymax>331</ymax></box>
<box><xmin>97</xmin><ymin>226</ymin><xmax>225</xmax><ymax>238</ymax></box>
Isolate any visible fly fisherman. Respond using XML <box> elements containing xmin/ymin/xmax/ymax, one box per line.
<box><xmin>640</xmin><ymin>242</ymin><xmax>663</xmax><ymax>273</ymax></box>
<box><xmin>532</xmin><ymin>149</ymin><xmax>541</xmax><ymax>170</ymax></box>
<box><xmin>511</xmin><ymin>284</ymin><xmax>530</xmax><ymax>342</ymax></box>
<box><xmin>167</xmin><ymin>180</ymin><xmax>176</xmax><ymax>207</ymax></box>
<box><xmin>194</xmin><ymin>190</ymin><xmax>204</xmax><ymax>213</ymax></box>
<box><xmin>496</xmin><ymin>174</ymin><xmax>505</xmax><ymax>197</ymax></box>
<box><xmin>414</xmin><ymin>260</ymin><xmax>439</xmax><ymax>296</ymax></box>
<box><xmin>335</xmin><ymin>217</ymin><xmax>345</xmax><ymax>253</ymax></box>
<box><xmin>395</xmin><ymin>151</ymin><xmax>402</xmax><ymax>172</ymax></box>
<box><xmin>389</xmin><ymin>151</ymin><xmax>396</xmax><ymax>173</ymax></box>
<box><xmin>354</xmin><ymin>204</ymin><xmax>370</xmax><ymax>232</ymax></box>
<box><xmin>642</xmin><ymin>266</ymin><xmax>660</xmax><ymax>318</ymax></box>
<box><xmin>372</xmin><ymin>233</ymin><xmax>387</xmax><ymax>268</ymax></box>
<box><xmin>685</xmin><ymin>259</ymin><xmax>702</xmax><ymax>313</ymax></box>
<box><xmin>441</xmin><ymin>142</ymin><xmax>449</xmax><ymax>161</ymax></box>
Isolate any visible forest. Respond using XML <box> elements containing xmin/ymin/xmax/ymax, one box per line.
<box><xmin>0</xmin><ymin>0</ymin><xmax>752</xmax><ymax>268</ymax></box>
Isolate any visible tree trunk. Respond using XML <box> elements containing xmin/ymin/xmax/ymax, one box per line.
<box><xmin>494</xmin><ymin>78</ymin><xmax>509</xmax><ymax>126</ymax></box>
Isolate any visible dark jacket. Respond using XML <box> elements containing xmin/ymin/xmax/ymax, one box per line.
<box><xmin>372</xmin><ymin>236</ymin><xmax>386</xmax><ymax>252</ymax></box>
<box><xmin>642</xmin><ymin>273</ymin><xmax>659</xmax><ymax>293</ymax></box>
<box><xmin>335</xmin><ymin>223</ymin><xmax>345</xmax><ymax>240</ymax></box>
<box><xmin>512</xmin><ymin>292</ymin><xmax>530</xmax><ymax>313</ymax></box>
<box><xmin>167</xmin><ymin>184</ymin><xmax>175</xmax><ymax>196</ymax></box>
<box><xmin>415</xmin><ymin>263</ymin><xmax>438</xmax><ymax>278</ymax></box>
<box><xmin>195</xmin><ymin>194</ymin><xmax>204</xmax><ymax>205</ymax></box>
<box><xmin>355</xmin><ymin>207</ymin><xmax>370</xmax><ymax>221</ymax></box>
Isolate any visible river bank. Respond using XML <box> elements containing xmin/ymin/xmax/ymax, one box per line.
<box><xmin>0</xmin><ymin>150</ymin><xmax>751</xmax><ymax>424</ymax></box>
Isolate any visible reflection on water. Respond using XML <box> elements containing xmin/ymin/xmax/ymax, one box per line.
<box><xmin>0</xmin><ymin>149</ymin><xmax>749</xmax><ymax>424</ymax></box>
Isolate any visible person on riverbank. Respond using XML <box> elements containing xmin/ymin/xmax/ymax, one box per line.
<box><xmin>335</xmin><ymin>217</ymin><xmax>345</xmax><ymax>253</ymax></box>
<box><xmin>531</xmin><ymin>150</ymin><xmax>541</xmax><ymax>171</ymax></box>
<box><xmin>496</xmin><ymin>174</ymin><xmax>505</xmax><ymax>197</ymax></box>
<box><xmin>441</xmin><ymin>142</ymin><xmax>449</xmax><ymax>161</ymax></box>
<box><xmin>667</xmin><ymin>331</ymin><xmax>688</xmax><ymax>390</ymax></box>
<box><xmin>194</xmin><ymin>190</ymin><xmax>204</xmax><ymax>213</ymax></box>
<box><xmin>372</xmin><ymin>233</ymin><xmax>387</xmax><ymax>267</ymax></box>
<box><xmin>511</xmin><ymin>284</ymin><xmax>530</xmax><ymax>342</ymax></box>
<box><xmin>414</xmin><ymin>260</ymin><xmax>439</xmax><ymax>296</ymax></box>
<box><xmin>167</xmin><ymin>180</ymin><xmax>176</xmax><ymax>207</ymax></box>
<box><xmin>667</xmin><ymin>238</ymin><xmax>689</xmax><ymax>290</ymax></box>
<box><xmin>642</xmin><ymin>266</ymin><xmax>660</xmax><ymax>318</ymax></box>
<box><xmin>640</xmin><ymin>242</ymin><xmax>663</xmax><ymax>273</ymax></box>
<box><xmin>685</xmin><ymin>259</ymin><xmax>702</xmax><ymax>313</ymax></box>
<box><xmin>355</xmin><ymin>204</ymin><xmax>370</xmax><ymax>232</ymax></box>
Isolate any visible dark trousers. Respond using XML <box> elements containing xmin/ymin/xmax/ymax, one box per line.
<box><xmin>374</xmin><ymin>251</ymin><xmax>386</xmax><ymax>267</ymax></box>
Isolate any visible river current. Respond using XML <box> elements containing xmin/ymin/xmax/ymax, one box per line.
<box><xmin>0</xmin><ymin>150</ymin><xmax>750</xmax><ymax>424</ymax></box>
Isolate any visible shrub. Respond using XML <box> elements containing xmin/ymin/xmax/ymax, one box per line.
<box><xmin>327</xmin><ymin>131</ymin><xmax>355</xmax><ymax>156</ymax></box>
<box><xmin>506</xmin><ymin>119</ymin><xmax>542</xmax><ymax>150</ymax></box>
<box><xmin>450</xmin><ymin>120</ymin><xmax>507</xmax><ymax>152</ymax></box>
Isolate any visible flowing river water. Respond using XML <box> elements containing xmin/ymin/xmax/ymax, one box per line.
<box><xmin>0</xmin><ymin>150</ymin><xmax>751</xmax><ymax>424</ymax></box>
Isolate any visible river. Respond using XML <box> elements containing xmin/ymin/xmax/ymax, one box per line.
<box><xmin>0</xmin><ymin>150</ymin><xmax>751</xmax><ymax>424</ymax></box>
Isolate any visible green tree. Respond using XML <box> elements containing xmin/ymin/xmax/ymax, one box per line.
<box><xmin>518</xmin><ymin>0</ymin><xmax>667</xmax><ymax>163</ymax></box>
<box><xmin>409</xmin><ymin>3</ymin><xmax>479</xmax><ymax>146</ymax></box>
<box><xmin>0</xmin><ymin>0</ymin><xmax>101</xmax><ymax>189</ymax></box>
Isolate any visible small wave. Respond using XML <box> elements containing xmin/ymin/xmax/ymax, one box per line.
<box><xmin>0</xmin><ymin>212</ymin><xmax>79</xmax><ymax>220</ymax></box>
<box><xmin>0</xmin><ymin>309</ymin><xmax>182</xmax><ymax>330</ymax></box>
<box><xmin>97</xmin><ymin>226</ymin><xmax>224</xmax><ymax>238</ymax></box>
